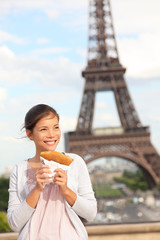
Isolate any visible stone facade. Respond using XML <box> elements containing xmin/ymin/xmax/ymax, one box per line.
<box><xmin>1</xmin><ymin>222</ymin><xmax>160</xmax><ymax>240</ymax></box>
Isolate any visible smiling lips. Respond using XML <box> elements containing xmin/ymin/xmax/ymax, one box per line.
<box><xmin>44</xmin><ymin>140</ymin><xmax>57</xmax><ymax>146</ymax></box>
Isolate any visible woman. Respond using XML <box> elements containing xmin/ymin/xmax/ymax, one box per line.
<box><xmin>7</xmin><ymin>104</ymin><xmax>97</xmax><ymax>240</ymax></box>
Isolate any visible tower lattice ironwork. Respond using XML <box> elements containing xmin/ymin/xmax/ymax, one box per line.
<box><xmin>65</xmin><ymin>0</ymin><xmax>160</xmax><ymax>186</ymax></box>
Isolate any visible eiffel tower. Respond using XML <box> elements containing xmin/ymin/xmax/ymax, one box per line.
<box><xmin>65</xmin><ymin>0</ymin><xmax>160</xmax><ymax>186</ymax></box>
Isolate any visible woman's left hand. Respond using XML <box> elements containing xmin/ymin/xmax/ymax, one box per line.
<box><xmin>53</xmin><ymin>168</ymin><xmax>77</xmax><ymax>206</ymax></box>
<box><xmin>53</xmin><ymin>168</ymin><xmax>68</xmax><ymax>195</ymax></box>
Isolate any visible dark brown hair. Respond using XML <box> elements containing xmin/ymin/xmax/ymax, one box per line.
<box><xmin>24</xmin><ymin>104</ymin><xmax>59</xmax><ymax>131</ymax></box>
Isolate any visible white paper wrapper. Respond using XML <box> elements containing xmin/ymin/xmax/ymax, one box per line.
<box><xmin>40</xmin><ymin>157</ymin><xmax>70</xmax><ymax>182</ymax></box>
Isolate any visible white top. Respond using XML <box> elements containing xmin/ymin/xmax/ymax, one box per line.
<box><xmin>26</xmin><ymin>163</ymin><xmax>82</xmax><ymax>240</ymax></box>
<box><xmin>7</xmin><ymin>153</ymin><xmax>97</xmax><ymax>240</ymax></box>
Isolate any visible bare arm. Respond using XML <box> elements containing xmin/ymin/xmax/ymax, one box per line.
<box><xmin>54</xmin><ymin>168</ymin><xmax>77</xmax><ymax>207</ymax></box>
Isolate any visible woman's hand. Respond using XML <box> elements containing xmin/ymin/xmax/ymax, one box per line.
<box><xmin>35</xmin><ymin>165</ymin><xmax>52</xmax><ymax>191</ymax></box>
<box><xmin>53</xmin><ymin>168</ymin><xmax>67</xmax><ymax>194</ymax></box>
<box><xmin>26</xmin><ymin>165</ymin><xmax>52</xmax><ymax>208</ymax></box>
<box><xmin>53</xmin><ymin>168</ymin><xmax>77</xmax><ymax>206</ymax></box>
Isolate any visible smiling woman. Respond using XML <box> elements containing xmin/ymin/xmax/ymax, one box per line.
<box><xmin>24</xmin><ymin>105</ymin><xmax>61</xmax><ymax>156</ymax></box>
<box><xmin>7</xmin><ymin>104</ymin><xmax>97</xmax><ymax>240</ymax></box>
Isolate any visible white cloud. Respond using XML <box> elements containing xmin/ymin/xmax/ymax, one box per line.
<box><xmin>0</xmin><ymin>0</ymin><xmax>87</xmax><ymax>19</ymax></box>
<box><xmin>0</xmin><ymin>88</ymin><xmax>7</xmax><ymax>109</ymax></box>
<box><xmin>32</xmin><ymin>47</ymin><xmax>69</xmax><ymax>55</ymax></box>
<box><xmin>151</xmin><ymin>116</ymin><xmax>160</xmax><ymax>122</ymax></box>
<box><xmin>0</xmin><ymin>30</ymin><xmax>25</xmax><ymax>44</ymax></box>
<box><xmin>132</xmin><ymin>88</ymin><xmax>160</xmax><ymax>154</ymax></box>
<box><xmin>106</xmin><ymin>0</ymin><xmax>160</xmax><ymax>81</ymax></box>
<box><xmin>9</xmin><ymin>98</ymin><xmax>22</xmax><ymax>109</ymax></box>
<box><xmin>3</xmin><ymin>136</ymin><xmax>24</xmax><ymax>143</ymax></box>
<box><xmin>12</xmin><ymin>91</ymin><xmax>79</xmax><ymax>111</ymax></box>
<box><xmin>60</xmin><ymin>116</ymin><xmax>77</xmax><ymax>132</ymax></box>
<box><xmin>118</xmin><ymin>33</ymin><xmax>160</xmax><ymax>79</ymax></box>
<box><xmin>76</xmin><ymin>48</ymin><xmax>87</xmax><ymax>59</ymax></box>
<box><xmin>112</xmin><ymin>0</ymin><xmax>160</xmax><ymax>35</ymax></box>
<box><xmin>0</xmin><ymin>0</ymin><xmax>87</xmax><ymax>10</ymax></box>
<box><xmin>0</xmin><ymin>46</ymin><xmax>83</xmax><ymax>89</ymax></box>
<box><xmin>37</xmin><ymin>38</ymin><xmax>50</xmax><ymax>44</ymax></box>
<box><xmin>94</xmin><ymin>113</ymin><xmax>120</xmax><ymax>128</ymax></box>
<box><xmin>132</xmin><ymin>88</ymin><xmax>160</xmax><ymax>125</ymax></box>
<box><xmin>0</xmin><ymin>122</ymin><xmax>7</xmax><ymax>132</ymax></box>
<box><xmin>0</xmin><ymin>0</ymin><xmax>53</xmax><ymax>11</ymax></box>
<box><xmin>0</xmin><ymin>45</ymin><xmax>15</xmax><ymax>58</ymax></box>
<box><xmin>96</xmin><ymin>102</ymin><xmax>108</xmax><ymax>109</ymax></box>
<box><xmin>59</xmin><ymin>0</ymin><xmax>87</xmax><ymax>9</ymax></box>
<box><xmin>0</xmin><ymin>0</ymin><xmax>159</xmax><ymax>32</ymax></box>
<box><xmin>62</xmin><ymin>13</ymin><xmax>87</xmax><ymax>28</ymax></box>
<box><xmin>44</xmin><ymin>9</ymin><xmax>59</xmax><ymax>20</ymax></box>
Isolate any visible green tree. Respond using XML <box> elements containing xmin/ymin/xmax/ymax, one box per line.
<box><xmin>93</xmin><ymin>182</ymin><xmax>125</xmax><ymax>198</ymax></box>
<box><xmin>0</xmin><ymin>211</ymin><xmax>11</xmax><ymax>232</ymax></box>
<box><xmin>114</xmin><ymin>169</ymin><xmax>148</xmax><ymax>191</ymax></box>
<box><xmin>0</xmin><ymin>178</ymin><xmax>9</xmax><ymax>211</ymax></box>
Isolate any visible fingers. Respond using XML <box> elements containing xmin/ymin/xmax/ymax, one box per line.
<box><xmin>54</xmin><ymin>168</ymin><xmax>67</xmax><ymax>180</ymax></box>
<box><xmin>35</xmin><ymin>166</ymin><xmax>68</xmax><ymax>193</ymax></box>
<box><xmin>36</xmin><ymin>165</ymin><xmax>52</xmax><ymax>186</ymax></box>
<box><xmin>54</xmin><ymin>168</ymin><xmax>66</xmax><ymax>174</ymax></box>
<box><xmin>37</xmin><ymin>165</ymin><xmax>51</xmax><ymax>174</ymax></box>
<box><xmin>53</xmin><ymin>169</ymin><xmax>67</xmax><ymax>194</ymax></box>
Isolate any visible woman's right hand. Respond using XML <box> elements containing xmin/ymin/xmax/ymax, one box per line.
<box><xmin>26</xmin><ymin>165</ymin><xmax>52</xmax><ymax>208</ymax></box>
<box><xmin>35</xmin><ymin>165</ymin><xmax>52</xmax><ymax>191</ymax></box>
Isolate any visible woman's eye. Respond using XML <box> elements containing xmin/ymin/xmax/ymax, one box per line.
<box><xmin>40</xmin><ymin>128</ymin><xmax>47</xmax><ymax>131</ymax></box>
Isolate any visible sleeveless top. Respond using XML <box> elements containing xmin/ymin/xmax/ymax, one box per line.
<box><xmin>26</xmin><ymin>162</ymin><xmax>82</xmax><ymax>240</ymax></box>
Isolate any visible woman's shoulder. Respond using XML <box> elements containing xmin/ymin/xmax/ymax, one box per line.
<box><xmin>15</xmin><ymin>159</ymin><xmax>28</xmax><ymax>167</ymax></box>
<box><xmin>64</xmin><ymin>152</ymin><xmax>82</xmax><ymax>160</ymax></box>
<box><xmin>11</xmin><ymin>159</ymin><xmax>28</xmax><ymax>173</ymax></box>
<box><xmin>64</xmin><ymin>152</ymin><xmax>87</xmax><ymax>167</ymax></box>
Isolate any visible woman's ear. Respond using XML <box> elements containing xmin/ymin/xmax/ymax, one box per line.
<box><xmin>26</xmin><ymin>129</ymin><xmax>33</xmax><ymax>140</ymax></box>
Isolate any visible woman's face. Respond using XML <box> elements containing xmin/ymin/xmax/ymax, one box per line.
<box><xmin>27</xmin><ymin>113</ymin><xmax>61</xmax><ymax>154</ymax></box>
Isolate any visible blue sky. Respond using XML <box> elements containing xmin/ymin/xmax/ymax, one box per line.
<box><xmin>0</xmin><ymin>0</ymin><xmax>160</xmax><ymax>174</ymax></box>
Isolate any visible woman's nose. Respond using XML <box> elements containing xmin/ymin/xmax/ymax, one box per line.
<box><xmin>48</xmin><ymin>129</ymin><xmax>54</xmax><ymax>137</ymax></box>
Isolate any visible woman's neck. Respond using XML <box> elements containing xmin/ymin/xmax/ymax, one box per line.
<box><xmin>28</xmin><ymin>155</ymin><xmax>42</xmax><ymax>169</ymax></box>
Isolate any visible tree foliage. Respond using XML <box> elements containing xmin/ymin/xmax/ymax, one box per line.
<box><xmin>0</xmin><ymin>178</ymin><xmax>9</xmax><ymax>211</ymax></box>
<box><xmin>114</xmin><ymin>169</ymin><xmax>149</xmax><ymax>191</ymax></box>
<box><xmin>0</xmin><ymin>211</ymin><xmax>11</xmax><ymax>232</ymax></box>
<box><xmin>93</xmin><ymin>182</ymin><xmax>125</xmax><ymax>198</ymax></box>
